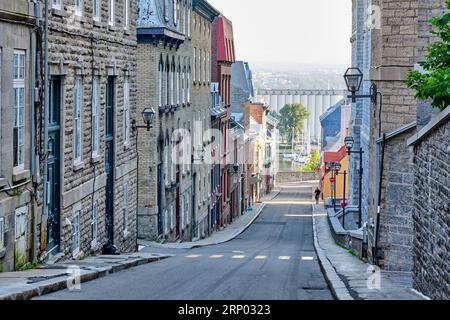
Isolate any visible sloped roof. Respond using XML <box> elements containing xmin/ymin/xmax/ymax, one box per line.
<box><xmin>323</xmin><ymin>145</ymin><xmax>347</xmax><ymax>164</ymax></box>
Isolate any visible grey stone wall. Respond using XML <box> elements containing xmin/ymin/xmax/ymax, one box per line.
<box><xmin>412</xmin><ymin>117</ymin><xmax>450</xmax><ymax>300</ymax></box>
<box><xmin>0</xmin><ymin>0</ymin><xmax>35</xmax><ymax>271</ymax></box>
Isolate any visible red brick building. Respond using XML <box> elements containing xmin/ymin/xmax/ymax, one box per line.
<box><xmin>211</xmin><ymin>15</ymin><xmax>235</xmax><ymax>226</ymax></box>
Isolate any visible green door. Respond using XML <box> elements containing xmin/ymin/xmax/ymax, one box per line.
<box><xmin>47</xmin><ymin>77</ymin><xmax>61</xmax><ymax>255</ymax></box>
<box><xmin>105</xmin><ymin>77</ymin><xmax>115</xmax><ymax>245</ymax></box>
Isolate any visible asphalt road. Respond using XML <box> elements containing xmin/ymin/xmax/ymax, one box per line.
<box><xmin>36</xmin><ymin>183</ymin><xmax>333</xmax><ymax>300</ymax></box>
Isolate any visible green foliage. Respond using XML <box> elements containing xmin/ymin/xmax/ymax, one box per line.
<box><xmin>0</xmin><ymin>264</ymin><xmax>4</xmax><ymax>273</ymax></box>
<box><xmin>406</xmin><ymin>6</ymin><xmax>450</xmax><ymax>111</ymax></box>
<box><xmin>278</xmin><ymin>103</ymin><xmax>310</xmax><ymax>142</ymax></box>
<box><xmin>301</xmin><ymin>149</ymin><xmax>321</xmax><ymax>172</ymax></box>
<box><xmin>268</xmin><ymin>111</ymin><xmax>281</xmax><ymax>120</ymax></box>
<box><xmin>15</xmin><ymin>250</ymin><xmax>39</xmax><ymax>271</ymax></box>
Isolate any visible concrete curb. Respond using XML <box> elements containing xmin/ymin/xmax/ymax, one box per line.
<box><xmin>311</xmin><ymin>204</ymin><xmax>354</xmax><ymax>301</ymax></box>
<box><xmin>0</xmin><ymin>254</ymin><xmax>170</xmax><ymax>300</ymax></box>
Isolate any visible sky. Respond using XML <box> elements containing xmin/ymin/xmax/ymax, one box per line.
<box><xmin>208</xmin><ymin>0</ymin><xmax>352</xmax><ymax>67</ymax></box>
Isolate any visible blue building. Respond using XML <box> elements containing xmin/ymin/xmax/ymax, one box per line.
<box><xmin>320</xmin><ymin>99</ymin><xmax>342</xmax><ymax>151</ymax></box>
<box><xmin>349</xmin><ymin>0</ymin><xmax>372</xmax><ymax>224</ymax></box>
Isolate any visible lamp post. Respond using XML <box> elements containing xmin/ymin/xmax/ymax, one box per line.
<box><xmin>344</xmin><ymin>136</ymin><xmax>364</xmax><ymax>228</ymax></box>
<box><xmin>132</xmin><ymin>107</ymin><xmax>156</xmax><ymax>132</ymax></box>
<box><xmin>342</xmin><ymin>170</ymin><xmax>347</xmax><ymax>229</ymax></box>
<box><xmin>333</xmin><ymin>162</ymin><xmax>341</xmax><ymax>211</ymax></box>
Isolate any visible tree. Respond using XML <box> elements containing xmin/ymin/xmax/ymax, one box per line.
<box><xmin>406</xmin><ymin>4</ymin><xmax>450</xmax><ymax>111</ymax></box>
<box><xmin>278</xmin><ymin>103</ymin><xmax>310</xmax><ymax>143</ymax></box>
<box><xmin>302</xmin><ymin>148</ymin><xmax>321</xmax><ymax>172</ymax></box>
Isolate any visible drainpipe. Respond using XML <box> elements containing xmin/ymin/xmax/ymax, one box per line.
<box><xmin>41</xmin><ymin>0</ymin><xmax>49</xmax><ymax>255</ymax></box>
<box><xmin>29</xmin><ymin>0</ymin><xmax>41</xmax><ymax>263</ymax></box>
<box><xmin>373</xmin><ymin>133</ymin><xmax>386</xmax><ymax>265</ymax></box>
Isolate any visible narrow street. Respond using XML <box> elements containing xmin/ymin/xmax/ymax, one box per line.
<box><xmin>36</xmin><ymin>183</ymin><xmax>333</xmax><ymax>300</ymax></box>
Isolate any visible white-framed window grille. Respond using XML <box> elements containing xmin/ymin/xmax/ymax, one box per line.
<box><xmin>75</xmin><ymin>0</ymin><xmax>84</xmax><ymax>16</ymax></box>
<box><xmin>124</xmin><ymin>0</ymin><xmax>130</xmax><ymax>30</ymax></box>
<box><xmin>108</xmin><ymin>0</ymin><xmax>115</xmax><ymax>26</ymax></box>
<box><xmin>74</xmin><ymin>76</ymin><xmax>83</xmax><ymax>164</ymax></box>
<box><xmin>123</xmin><ymin>77</ymin><xmax>130</xmax><ymax>144</ymax></box>
<box><xmin>92</xmin><ymin>77</ymin><xmax>100</xmax><ymax>156</ymax></box>
<box><xmin>93</xmin><ymin>0</ymin><xmax>101</xmax><ymax>21</ymax></box>
<box><xmin>0</xmin><ymin>217</ymin><xmax>5</xmax><ymax>249</ymax></box>
<box><xmin>91</xmin><ymin>201</ymin><xmax>98</xmax><ymax>245</ymax></box>
<box><xmin>13</xmin><ymin>50</ymin><xmax>25</xmax><ymax>172</ymax></box>
<box><xmin>72</xmin><ymin>212</ymin><xmax>80</xmax><ymax>255</ymax></box>
<box><xmin>123</xmin><ymin>182</ymin><xmax>129</xmax><ymax>233</ymax></box>
<box><xmin>52</xmin><ymin>0</ymin><xmax>62</xmax><ymax>10</ymax></box>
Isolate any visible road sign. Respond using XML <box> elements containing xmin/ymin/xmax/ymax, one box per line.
<box><xmin>329</xmin><ymin>177</ymin><xmax>335</xmax><ymax>183</ymax></box>
<box><xmin>340</xmin><ymin>200</ymin><xmax>348</xmax><ymax>208</ymax></box>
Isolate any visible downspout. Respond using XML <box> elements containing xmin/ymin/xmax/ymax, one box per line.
<box><xmin>373</xmin><ymin>133</ymin><xmax>386</xmax><ymax>265</ymax></box>
<box><xmin>41</xmin><ymin>0</ymin><xmax>49</xmax><ymax>255</ymax></box>
<box><xmin>29</xmin><ymin>0</ymin><xmax>41</xmax><ymax>263</ymax></box>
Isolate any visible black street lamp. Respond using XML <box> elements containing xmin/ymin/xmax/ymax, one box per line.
<box><xmin>345</xmin><ymin>135</ymin><xmax>364</xmax><ymax>229</ymax></box>
<box><xmin>344</xmin><ymin>67</ymin><xmax>379</xmax><ymax>105</ymax></box>
<box><xmin>132</xmin><ymin>107</ymin><xmax>156</xmax><ymax>132</ymax></box>
<box><xmin>333</xmin><ymin>162</ymin><xmax>341</xmax><ymax>211</ymax></box>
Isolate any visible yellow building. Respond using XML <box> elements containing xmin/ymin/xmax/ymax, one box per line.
<box><xmin>321</xmin><ymin>146</ymin><xmax>349</xmax><ymax>202</ymax></box>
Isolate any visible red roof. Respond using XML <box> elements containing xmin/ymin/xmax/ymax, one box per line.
<box><xmin>323</xmin><ymin>145</ymin><xmax>347</xmax><ymax>164</ymax></box>
<box><xmin>215</xmin><ymin>16</ymin><xmax>235</xmax><ymax>63</ymax></box>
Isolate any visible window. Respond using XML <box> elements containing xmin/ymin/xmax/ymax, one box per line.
<box><xmin>72</xmin><ymin>213</ymin><xmax>80</xmax><ymax>255</ymax></box>
<box><xmin>170</xmin><ymin>205</ymin><xmax>174</xmax><ymax>230</ymax></box>
<box><xmin>123</xmin><ymin>77</ymin><xmax>130</xmax><ymax>144</ymax></box>
<box><xmin>75</xmin><ymin>0</ymin><xmax>83</xmax><ymax>16</ymax></box>
<box><xmin>124</xmin><ymin>0</ymin><xmax>130</xmax><ymax>29</ymax></box>
<box><xmin>93</xmin><ymin>0</ymin><xmax>101</xmax><ymax>21</ymax></box>
<box><xmin>193</xmin><ymin>48</ymin><xmax>196</xmax><ymax>82</ymax></box>
<box><xmin>52</xmin><ymin>0</ymin><xmax>62</xmax><ymax>10</ymax></box>
<box><xmin>91</xmin><ymin>201</ymin><xmax>98</xmax><ymax>244</ymax></box>
<box><xmin>173</xmin><ymin>0</ymin><xmax>178</xmax><ymax>25</ymax></box>
<box><xmin>187</xmin><ymin>65</ymin><xmax>191</xmax><ymax>102</ymax></box>
<box><xmin>159</xmin><ymin>59</ymin><xmax>163</xmax><ymax>106</ymax></box>
<box><xmin>123</xmin><ymin>182</ymin><xmax>129</xmax><ymax>233</ymax></box>
<box><xmin>74</xmin><ymin>77</ymin><xmax>83</xmax><ymax>163</ymax></box>
<box><xmin>92</xmin><ymin>77</ymin><xmax>100</xmax><ymax>156</ymax></box>
<box><xmin>182</xmin><ymin>66</ymin><xmax>186</xmax><ymax>103</ymax></box>
<box><xmin>181</xmin><ymin>4</ymin><xmax>185</xmax><ymax>33</ymax></box>
<box><xmin>13</xmin><ymin>51</ymin><xmax>25</xmax><ymax>171</ymax></box>
<box><xmin>0</xmin><ymin>217</ymin><xmax>4</xmax><ymax>249</ymax></box>
<box><xmin>170</xmin><ymin>137</ymin><xmax>175</xmax><ymax>182</ymax></box>
<box><xmin>108</xmin><ymin>0</ymin><xmax>114</xmax><ymax>25</ymax></box>
<box><xmin>165</xmin><ymin>64</ymin><xmax>170</xmax><ymax>105</ymax></box>
<box><xmin>203</xmin><ymin>49</ymin><xmax>206</xmax><ymax>83</ymax></box>
<box><xmin>164</xmin><ymin>139</ymin><xmax>169</xmax><ymax>185</ymax></box>
<box><xmin>170</xmin><ymin>66</ymin><xmax>174</xmax><ymax>105</ymax></box>
<box><xmin>199</xmin><ymin>50</ymin><xmax>202</xmax><ymax>83</ymax></box>
<box><xmin>176</xmin><ymin>66</ymin><xmax>180</xmax><ymax>104</ymax></box>
<box><xmin>164</xmin><ymin>210</ymin><xmax>169</xmax><ymax>234</ymax></box>
<box><xmin>187</xmin><ymin>7</ymin><xmax>191</xmax><ymax>37</ymax></box>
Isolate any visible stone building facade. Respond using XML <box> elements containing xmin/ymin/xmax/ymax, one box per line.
<box><xmin>39</xmin><ymin>0</ymin><xmax>139</xmax><ymax>260</ymax></box>
<box><xmin>211</xmin><ymin>15</ymin><xmax>235</xmax><ymax>226</ymax></box>
<box><xmin>407</xmin><ymin>106</ymin><xmax>450</xmax><ymax>300</ymax></box>
<box><xmin>191</xmin><ymin>0</ymin><xmax>218</xmax><ymax>239</ymax></box>
<box><xmin>0</xmin><ymin>0</ymin><xmax>35</xmax><ymax>271</ymax></box>
<box><xmin>137</xmin><ymin>0</ymin><xmax>194</xmax><ymax>242</ymax></box>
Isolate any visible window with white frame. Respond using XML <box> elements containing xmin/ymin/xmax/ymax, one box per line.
<box><xmin>199</xmin><ymin>50</ymin><xmax>202</xmax><ymax>83</ymax></box>
<box><xmin>0</xmin><ymin>217</ymin><xmax>5</xmax><ymax>250</ymax></box>
<box><xmin>124</xmin><ymin>0</ymin><xmax>130</xmax><ymax>30</ymax></box>
<box><xmin>173</xmin><ymin>0</ymin><xmax>177</xmax><ymax>25</ymax></box>
<box><xmin>123</xmin><ymin>182</ymin><xmax>129</xmax><ymax>233</ymax></box>
<box><xmin>170</xmin><ymin>67</ymin><xmax>174</xmax><ymax>105</ymax></box>
<box><xmin>193</xmin><ymin>48</ymin><xmax>196</xmax><ymax>82</ymax></box>
<box><xmin>203</xmin><ymin>49</ymin><xmax>206</xmax><ymax>83</ymax></box>
<box><xmin>93</xmin><ymin>0</ymin><xmax>101</xmax><ymax>21</ymax></box>
<box><xmin>72</xmin><ymin>212</ymin><xmax>80</xmax><ymax>255</ymax></box>
<box><xmin>52</xmin><ymin>0</ymin><xmax>62</xmax><ymax>10</ymax></box>
<box><xmin>187</xmin><ymin>65</ymin><xmax>191</xmax><ymax>102</ymax></box>
<box><xmin>91</xmin><ymin>201</ymin><xmax>98</xmax><ymax>244</ymax></box>
<box><xmin>181</xmin><ymin>4</ymin><xmax>185</xmax><ymax>33</ymax></box>
<box><xmin>187</xmin><ymin>7</ymin><xmax>191</xmax><ymax>37</ymax></box>
<box><xmin>181</xmin><ymin>66</ymin><xmax>185</xmax><ymax>103</ymax></box>
<box><xmin>108</xmin><ymin>0</ymin><xmax>115</xmax><ymax>25</ymax></box>
<box><xmin>123</xmin><ymin>77</ymin><xmax>130</xmax><ymax>144</ymax></box>
<box><xmin>186</xmin><ymin>194</ymin><xmax>190</xmax><ymax>224</ymax></box>
<box><xmin>164</xmin><ymin>139</ymin><xmax>169</xmax><ymax>185</ymax></box>
<box><xmin>159</xmin><ymin>60</ymin><xmax>163</xmax><ymax>106</ymax></box>
<box><xmin>181</xmin><ymin>195</ymin><xmax>185</xmax><ymax>228</ymax></box>
<box><xmin>170</xmin><ymin>205</ymin><xmax>174</xmax><ymax>230</ymax></box>
<box><xmin>74</xmin><ymin>77</ymin><xmax>83</xmax><ymax>163</ymax></box>
<box><xmin>176</xmin><ymin>66</ymin><xmax>180</xmax><ymax>104</ymax></box>
<box><xmin>75</xmin><ymin>0</ymin><xmax>84</xmax><ymax>16</ymax></box>
<box><xmin>164</xmin><ymin>209</ymin><xmax>169</xmax><ymax>234</ymax></box>
<box><xmin>170</xmin><ymin>137</ymin><xmax>175</xmax><ymax>182</ymax></box>
<box><xmin>13</xmin><ymin>51</ymin><xmax>25</xmax><ymax>171</ymax></box>
<box><xmin>92</xmin><ymin>77</ymin><xmax>100</xmax><ymax>156</ymax></box>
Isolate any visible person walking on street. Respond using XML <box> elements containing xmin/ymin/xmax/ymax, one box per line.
<box><xmin>314</xmin><ymin>187</ymin><xmax>321</xmax><ymax>204</ymax></box>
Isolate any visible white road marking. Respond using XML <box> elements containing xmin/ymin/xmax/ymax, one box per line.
<box><xmin>278</xmin><ymin>256</ymin><xmax>291</xmax><ymax>260</ymax></box>
<box><xmin>185</xmin><ymin>254</ymin><xmax>201</xmax><ymax>258</ymax></box>
<box><xmin>302</xmin><ymin>256</ymin><xmax>314</xmax><ymax>261</ymax></box>
<box><xmin>284</xmin><ymin>214</ymin><xmax>313</xmax><ymax>217</ymax></box>
<box><xmin>232</xmin><ymin>255</ymin><xmax>246</xmax><ymax>259</ymax></box>
<box><xmin>254</xmin><ymin>256</ymin><xmax>268</xmax><ymax>260</ymax></box>
<box><xmin>210</xmin><ymin>255</ymin><xmax>224</xmax><ymax>259</ymax></box>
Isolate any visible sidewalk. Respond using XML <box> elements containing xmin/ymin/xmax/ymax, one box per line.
<box><xmin>0</xmin><ymin>252</ymin><xmax>171</xmax><ymax>300</ymax></box>
<box><xmin>139</xmin><ymin>188</ymin><xmax>281</xmax><ymax>250</ymax></box>
<box><xmin>312</xmin><ymin>204</ymin><xmax>427</xmax><ymax>300</ymax></box>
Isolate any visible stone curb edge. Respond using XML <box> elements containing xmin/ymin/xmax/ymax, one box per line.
<box><xmin>0</xmin><ymin>255</ymin><xmax>170</xmax><ymax>300</ymax></box>
<box><xmin>311</xmin><ymin>204</ymin><xmax>354</xmax><ymax>301</ymax></box>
